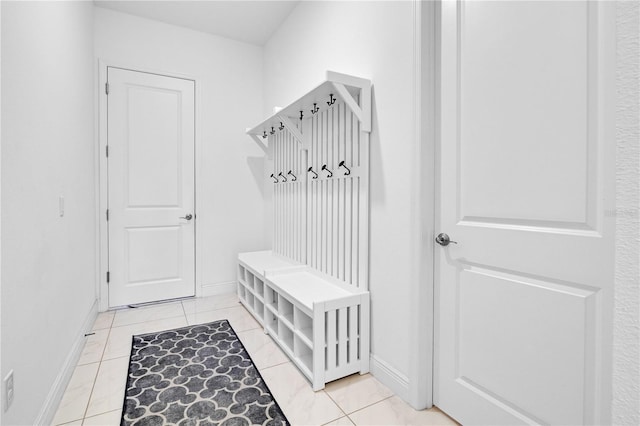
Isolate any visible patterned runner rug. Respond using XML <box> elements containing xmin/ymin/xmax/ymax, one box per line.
<box><xmin>121</xmin><ymin>320</ymin><xmax>289</xmax><ymax>425</ymax></box>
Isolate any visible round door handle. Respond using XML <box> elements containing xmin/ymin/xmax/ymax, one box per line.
<box><xmin>180</xmin><ymin>214</ymin><xmax>193</xmax><ymax>221</ymax></box>
<box><xmin>435</xmin><ymin>233</ymin><xmax>457</xmax><ymax>246</ymax></box>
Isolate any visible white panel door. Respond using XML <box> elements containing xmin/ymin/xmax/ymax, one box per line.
<box><xmin>435</xmin><ymin>1</ymin><xmax>615</xmax><ymax>425</ymax></box>
<box><xmin>108</xmin><ymin>67</ymin><xmax>195</xmax><ymax>307</ymax></box>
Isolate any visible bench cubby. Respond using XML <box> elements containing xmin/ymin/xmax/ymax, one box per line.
<box><xmin>237</xmin><ymin>251</ymin><xmax>301</xmax><ymax>327</ymax></box>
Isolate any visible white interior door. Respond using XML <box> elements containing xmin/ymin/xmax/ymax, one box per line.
<box><xmin>107</xmin><ymin>67</ymin><xmax>195</xmax><ymax>307</ymax></box>
<box><xmin>435</xmin><ymin>1</ymin><xmax>615</xmax><ymax>425</ymax></box>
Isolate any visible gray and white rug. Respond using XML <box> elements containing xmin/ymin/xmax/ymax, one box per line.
<box><xmin>121</xmin><ymin>320</ymin><xmax>289</xmax><ymax>426</ymax></box>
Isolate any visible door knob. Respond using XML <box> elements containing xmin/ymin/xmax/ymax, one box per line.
<box><xmin>435</xmin><ymin>233</ymin><xmax>457</xmax><ymax>246</ymax></box>
<box><xmin>180</xmin><ymin>214</ymin><xmax>193</xmax><ymax>221</ymax></box>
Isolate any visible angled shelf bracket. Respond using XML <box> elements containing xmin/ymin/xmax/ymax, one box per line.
<box><xmin>327</xmin><ymin>71</ymin><xmax>371</xmax><ymax>133</ymax></box>
<box><xmin>278</xmin><ymin>115</ymin><xmax>303</xmax><ymax>144</ymax></box>
<box><xmin>247</xmin><ymin>129</ymin><xmax>270</xmax><ymax>157</ymax></box>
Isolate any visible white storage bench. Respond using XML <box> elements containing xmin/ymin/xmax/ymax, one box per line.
<box><xmin>239</xmin><ymin>72</ymin><xmax>372</xmax><ymax>391</ymax></box>
<box><xmin>237</xmin><ymin>251</ymin><xmax>370</xmax><ymax>391</ymax></box>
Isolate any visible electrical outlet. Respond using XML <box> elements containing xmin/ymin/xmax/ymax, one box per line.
<box><xmin>4</xmin><ymin>370</ymin><xmax>14</xmax><ymax>412</ymax></box>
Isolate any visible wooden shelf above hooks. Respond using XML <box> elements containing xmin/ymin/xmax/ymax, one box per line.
<box><xmin>246</xmin><ymin>71</ymin><xmax>372</xmax><ymax>156</ymax></box>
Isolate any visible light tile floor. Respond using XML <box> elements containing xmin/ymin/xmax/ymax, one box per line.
<box><xmin>53</xmin><ymin>295</ymin><xmax>457</xmax><ymax>426</ymax></box>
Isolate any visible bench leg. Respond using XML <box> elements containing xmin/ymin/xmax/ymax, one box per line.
<box><xmin>312</xmin><ymin>378</ymin><xmax>325</xmax><ymax>392</ymax></box>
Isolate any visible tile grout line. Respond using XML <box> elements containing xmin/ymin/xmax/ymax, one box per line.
<box><xmin>96</xmin><ymin>317</ymin><xmax>114</xmax><ymax>365</ymax></box>
<box><xmin>253</xmin><ymin>359</ymin><xmax>294</xmax><ymax>373</ymax></box>
<box><xmin>259</xmin><ymin>359</ymin><xmax>290</xmax><ymax>371</ymax></box>
<box><xmin>112</xmin><ymin>311</ymin><xmax>186</xmax><ymax>329</ymax></box>
<box><xmin>183</xmin><ymin>299</ymin><xmax>258</xmax><ymax>324</ymax></box>
<box><xmin>343</xmin><ymin>394</ymin><xmax>395</xmax><ymax>421</ymax></box>
<box><xmin>82</xmin><ymin>313</ymin><xmax>126</xmax><ymax>423</ymax></box>
<box><xmin>114</xmin><ymin>300</ymin><xmax>188</xmax><ymax>326</ymax></box>
<box><xmin>82</xmin><ymin>408</ymin><xmax>121</xmax><ymax>423</ymax></box>
<box><xmin>180</xmin><ymin>300</ymin><xmax>189</xmax><ymax>324</ymax></box>
<box><xmin>322</xmin><ymin>389</ymin><xmax>349</xmax><ymax>424</ymax></box>
<box><xmin>56</xmin><ymin>312</ymin><xmax>115</xmax><ymax>425</ymax></box>
<box><xmin>79</xmin><ymin>324</ymin><xmax>111</xmax><ymax>423</ymax></box>
<box><xmin>52</xmin><ymin>361</ymin><xmax>101</xmax><ymax>426</ymax></box>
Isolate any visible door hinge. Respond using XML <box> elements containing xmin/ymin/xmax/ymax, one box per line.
<box><xmin>106</xmin><ymin>145</ymin><xmax>109</xmax><ymax>157</ymax></box>
<box><xmin>106</xmin><ymin>209</ymin><xmax>109</xmax><ymax>221</ymax></box>
<box><xmin>105</xmin><ymin>82</ymin><xmax>109</xmax><ymax>95</ymax></box>
<box><xmin>106</xmin><ymin>271</ymin><xmax>110</xmax><ymax>283</ymax></box>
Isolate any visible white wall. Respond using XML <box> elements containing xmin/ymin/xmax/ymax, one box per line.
<box><xmin>1</xmin><ymin>1</ymin><xmax>96</xmax><ymax>424</ymax></box>
<box><xmin>613</xmin><ymin>1</ymin><xmax>640</xmax><ymax>424</ymax></box>
<box><xmin>263</xmin><ymin>0</ymin><xmax>419</xmax><ymax>399</ymax></box>
<box><xmin>94</xmin><ymin>7</ymin><xmax>267</xmax><ymax>297</ymax></box>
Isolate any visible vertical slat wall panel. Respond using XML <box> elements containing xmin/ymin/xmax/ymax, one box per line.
<box><xmin>288</xmin><ymin>132</ymin><xmax>292</xmax><ymax>258</ymax></box>
<box><xmin>331</xmin><ymin>105</ymin><xmax>344</xmax><ymax>278</ymax></box>
<box><xmin>344</xmin><ymin>108</ymin><xmax>353</xmax><ymax>285</ymax></box>
<box><xmin>321</xmin><ymin>109</ymin><xmax>328</xmax><ymax>274</ymax></box>
<box><xmin>352</xmin><ymin>101</ymin><xmax>360</xmax><ymax>286</ymax></box>
<box><xmin>287</xmin><ymin>131</ymin><xmax>291</xmax><ymax>258</ymax></box>
<box><xmin>271</xmin><ymin>125</ymin><xmax>306</xmax><ymax>264</ymax></box>
<box><xmin>337</xmin><ymin>103</ymin><xmax>345</xmax><ymax>282</ymax></box>
<box><xmin>288</xmin><ymin>132</ymin><xmax>291</xmax><ymax>258</ymax></box>
<box><xmin>277</xmin><ymin>134</ymin><xmax>280</xmax><ymax>254</ymax></box>
<box><xmin>313</xmin><ymin>114</ymin><xmax>319</xmax><ymax>269</ymax></box>
<box><xmin>311</xmin><ymin>115</ymin><xmax>317</xmax><ymax>268</ymax></box>
<box><xmin>274</xmin><ymin>133</ymin><xmax>279</xmax><ymax>254</ymax></box>
<box><xmin>273</xmin><ymin>134</ymin><xmax>277</xmax><ymax>253</ymax></box>
<box><xmin>268</xmin><ymin>96</ymin><xmax>368</xmax><ymax>291</ymax></box>
<box><xmin>282</xmin><ymin>131</ymin><xmax>287</xmax><ymax>257</ymax></box>
<box><xmin>303</xmin><ymin>100</ymin><xmax>366</xmax><ymax>289</ymax></box>
<box><xmin>327</xmin><ymin>109</ymin><xmax>333</xmax><ymax>276</ymax></box>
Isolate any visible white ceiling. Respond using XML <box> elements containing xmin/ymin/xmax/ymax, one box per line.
<box><xmin>94</xmin><ymin>0</ymin><xmax>300</xmax><ymax>45</ymax></box>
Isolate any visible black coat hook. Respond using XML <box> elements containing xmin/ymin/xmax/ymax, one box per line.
<box><xmin>338</xmin><ymin>160</ymin><xmax>351</xmax><ymax>175</ymax></box>
<box><xmin>270</xmin><ymin>127</ymin><xmax>275</xmax><ymax>135</ymax></box>
<box><xmin>321</xmin><ymin>164</ymin><xmax>333</xmax><ymax>178</ymax></box>
<box><xmin>279</xmin><ymin>122</ymin><xmax>285</xmax><ymax>131</ymax></box>
<box><xmin>307</xmin><ymin>167</ymin><xmax>318</xmax><ymax>179</ymax></box>
<box><xmin>278</xmin><ymin>172</ymin><xmax>287</xmax><ymax>182</ymax></box>
<box><xmin>327</xmin><ymin>94</ymin><xmax>336</xmax><ymax>106</ymax></box>
<box><xmin>311</xmin><ymin>103</ymin><xmax>319</xmax><ymax>114</ymax></box>
<box><xmin>262</xmin><ymin>131</ymin><xmax>268</xmax><ymax>139</ymax></box>
<box><xmin>270</xmin><ymin>173</ymin><xmax>278</xmax><ymax>183</ymax></box>
<box><xmin>288</xmin><ymin>170</ymin><xmax>297</xmax><ymax>182</ymax></box>
<box><xmin>300</xmin><ymin>111</ymin><xmax>304</xmax><ymax>120</ymax></box>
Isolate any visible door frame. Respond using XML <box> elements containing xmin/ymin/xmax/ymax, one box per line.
<box><xmin>96</xmin><ymin>60</ymin><xmax>203</xmax><ymax>311</ymax></box>
<box><xmin>407</xmin><ymin>0</ymin><xmax>439</xmax><ymax>410</ymax></box>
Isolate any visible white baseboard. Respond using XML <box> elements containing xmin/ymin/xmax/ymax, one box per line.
<box><xmin>34</xmin><ymin>300</ymin><xmax>99</xmax><ymax>425</ymax></box>
<box><xmin>370</xmin><ymin>354</ymin><xmax>410</xmax><ymax>403</ymax></box>
<box><xmin>201</xmin><ymin>281</ymin><xmax>237</xmax><ymax>297</ymax></box>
